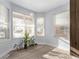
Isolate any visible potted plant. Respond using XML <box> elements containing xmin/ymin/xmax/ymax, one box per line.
<box><xmin>24</xmin><ymin>32</ymin><xmax>29</xmax><ymax>49</ymax></box>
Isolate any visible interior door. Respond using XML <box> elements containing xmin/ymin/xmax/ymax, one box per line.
<box><xmin>70</xmin><ymin>0</ymin><xmax>79</xmax><ymax>55</ymax></box>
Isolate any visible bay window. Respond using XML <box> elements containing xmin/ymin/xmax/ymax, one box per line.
<box><xmin>55</xmin><ymin>11</ymin><xmax>70</xmax><ymax>40</ymax></box>
<box><xmin>0</xmin><ymin>4</ymin><xmax>9</xmax><ymax>39</ymax></box>
<box><xmin>36</xmin><ymin>17</ymin><xmax>45</xmax><ymax>36</ymax></box>
<box><xmin>13</xmin><ymin>12</ymin><xmax>34</xmax><ymax>38</ymax></box>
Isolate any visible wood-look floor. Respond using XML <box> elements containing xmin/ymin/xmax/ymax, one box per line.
<box><xmin>7</xmin><ymin>45</ymin><xmax>72</xmax><ymax>59</ymax></box>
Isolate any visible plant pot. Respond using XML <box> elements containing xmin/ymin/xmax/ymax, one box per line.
<box><xmin>24</xmin><ymin>44</ymin><xmax>27</xmax><ymax>49</ymax></box>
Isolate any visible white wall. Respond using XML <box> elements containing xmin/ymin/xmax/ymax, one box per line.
<box><xmin>45</xmin><ymin>13</ymin><xmax>58</xmax><ymax>47</ymax></box>
<box><xmin>11</xmin><ymin>3</ymin><xmax>35</xmax><ymax>15</ymax></box>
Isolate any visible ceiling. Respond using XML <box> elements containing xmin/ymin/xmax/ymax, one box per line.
<box><xmin>8</xmin><ymin>0</ymin><xmax>69</xmax><ymax>12</ymax></box>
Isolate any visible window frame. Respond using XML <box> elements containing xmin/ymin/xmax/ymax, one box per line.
<box><xmin>36</xmin><ymin>17</ymin><xmax>45</xmax><ymax>36</ymax></box>
<box><xmin>0</xmin><ymin>4</ymin><xmax>9</xmax><ymax>39</ymax></box>
<box><xmin>13</xmin><ymin>12</ymin><xmax>35</xmax><ymax>39</ymax></box>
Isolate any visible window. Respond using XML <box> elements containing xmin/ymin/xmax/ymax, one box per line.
<box><xmin>25</xmin><ymin>13</ymin><xmax>35</xmax><ymax>37</ymax></box>
<box><xmin>55</xmin><ymin>11</ymin><xmax>70</xmax><ymax>40</ymax></box>
<box><xmin>36</xmin><ymin>17</ymin><xmax>44</xmax><ymax>36</ymax></box>
<box><xmin>0</xmin><ymin>4</ymin><xmax>9</xmax><ymax>39</ymax></box>
<box><xmin>13</xmin><ymin>12</ymin><xmax>34</xmax><ymax>38</ymax></box>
